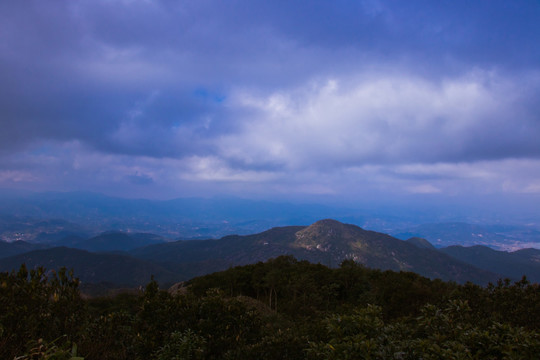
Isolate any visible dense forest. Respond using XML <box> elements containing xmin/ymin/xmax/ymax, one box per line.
<box><xmin>1</xmin><ymin>256</ymin><xmax>540</xmax><ymax>359</ymax></box>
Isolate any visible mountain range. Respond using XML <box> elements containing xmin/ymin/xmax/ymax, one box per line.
<box><xmin>2</xmin><ymin>191</ymin><xmax>539</xmax><ymax>250</ymax></box>
<box><xmin>2</xmin><ymin>219</ymin><xmax>540</xmax><ymax>292</ymax></box>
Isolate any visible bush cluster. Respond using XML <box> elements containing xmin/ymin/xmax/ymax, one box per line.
<box><xmin>1</xmin><ymin>256</ymin><xmax>539</xmax><ymax>359</ymax></box>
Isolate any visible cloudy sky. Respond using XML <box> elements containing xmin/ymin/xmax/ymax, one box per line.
<box><xmin>1</xmin><ymin>0</ymin><xmax>540</xmax><ymax>212</ymax></box>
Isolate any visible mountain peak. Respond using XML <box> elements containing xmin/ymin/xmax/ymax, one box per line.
<box><xmin>310</xmin><ymin>218</ymin><xmax>350</xmax><ymax>227</ymax></box>
<box><xmin>294</xmin><ymin>219</ymin><xmax>361</xmax><ymax>249</ymax></box>
<box><xmin>304</xmin><ymin>218</ymin><xmax>364</xmax><ymax>232</ymax></box>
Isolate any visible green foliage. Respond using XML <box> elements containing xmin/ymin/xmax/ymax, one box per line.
<box><xmin>79</xmin><ymin>311</ymin><xmax>136</xmax><ymax>360</ymax></box>
<box><xmin>14</xmin><ymin>337</ymin><xmax>84</xmax><ymax>360</ymax></box>
<box><xmin>308</xmin><ymin>300</ymin><xmax>540</xmax><ymax>359</ymax></box>
<box><xmin>0</xmin><ymin>264</ymin><xmax>84</xmax><ymax>359</ymax></box>
<box><xmin>453</xmin><ymin>276</ymin><xmax>540</xmax><ymax>330</ymax></box>
<box><xmin>2</xmin><ymin>257</ymin><xmax>540</xmax><ymax>359</ymax></box>
<box><xmin>188</xmin><ymin>256</ymin><xmax>457</xmax><ymax>320</ymax></box>
<box><xmin>154</xmin><ymin>330</ymin><xmax>206</xmax><ymax>360</ymax></box>
<box><xmin>307</xmin><ymin>305</ymin><xmax>399</xmax><ymax>359</ymax></box>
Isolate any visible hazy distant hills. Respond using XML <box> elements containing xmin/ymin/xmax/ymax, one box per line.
<box><xmin>1</xmin><ymin>231</ymin><xmax>167</xmax><ymax>254</ymax></box>
<box><xmin>71</xmin><ymin>232</ymin><xmax>166</xmax><ymax>252</ymax></box>
<box><xmin>0</xmin><ymin>240</ymin><xmax>48</xmax><ymax>258</ymax></box>
<box><xmin>0</xmin><ymin>215</ymin><xmax>91</xmax><ymax>244</ymax></box>
<box><xmin>440</xmin><ymin>245</ymin><xmax>540</xmax><ymax>283</ymax></box>
<box><xmin>392</xmin><ymin>222</ymin><xmax>540</xmax><ymax>250</ymax></box>
<box><xmin>3</xmin><ymin>219</ymin><xmax>540</xmax><ymax>289</ymax></box>
<box><xmin>0</xmin><ymin>192</ymin><xmax>347</xmax><ymax>239</ymax></box>
<box><xmin>1</xmin><ymin>191</ymin><xmax>540</xmax><ymax>250</ymax></box>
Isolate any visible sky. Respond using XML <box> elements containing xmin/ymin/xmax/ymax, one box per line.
<box><xmin>1</xmin><ymin>0</ymin><xmax>540</xmax><ymax>215</ymax></box>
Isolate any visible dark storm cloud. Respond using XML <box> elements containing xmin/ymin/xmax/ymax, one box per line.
<box><xmin>0</xmin><ymin>1</ymin><xmax>231</xmax><ymax>156</ymax></box>
<box><xmin>1</xmin><ymin>0</ymin><xmax>540</xmax><ymax>198</ymax></box>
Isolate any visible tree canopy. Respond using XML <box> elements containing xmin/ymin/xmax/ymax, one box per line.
<box><xmin>1</xmin><ymin>256</ymin><xmax>539</xmax><ymax>359</ymax></box>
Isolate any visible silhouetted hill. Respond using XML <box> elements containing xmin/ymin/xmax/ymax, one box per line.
<box><xmin>440</xmin><ymin>245</ymin><xmax>540</xmax><ymax>282</ymax></box>
<box><xmin>130</xmin><ymin>225</ymin><xmax>305</xmax><ymax>280</ymax></box>
<box><xmin>51</xmin><ymin>235</ymin><xmax>87</xmax><ymax>247</ymax></box>
<box><xmin>0</xmin><ymin>240</ymin><xmax>49</xmax><ymax>258</ymax></box>
<box><xmin>0</xmin><ymin>247</ymin><xmax>178</xmax><ymax>287</ymax></box>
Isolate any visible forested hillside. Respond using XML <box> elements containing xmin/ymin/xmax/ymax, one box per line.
<box><xmin>1</xmin><ymin>256</ymin><xmax>539</xmax><ymax>359</ymax></box>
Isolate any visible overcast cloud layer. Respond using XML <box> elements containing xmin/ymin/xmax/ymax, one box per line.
<box><xmin>1</xmin><ymin>0</ymin><xmax>540</xmax><ymax>212</ymax></box>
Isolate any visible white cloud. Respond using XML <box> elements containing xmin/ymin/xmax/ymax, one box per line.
<box><xmin>406</xmin><ymin>184</ymin><xmax>442</xmax><ymax>194</ymax></box>
<box><xmin>0</xmin><ymin>170</ymin><xmax>39</xmax><ymax>183</ymax></box>
<box><xmin>179</xmin><ymin>156</ymin><xmax>279</xmax><ymax>182</ymax></box>
<box><xmin>220</xmin><ymin>69</ymin><xmax>533</xmax><ymax>171</ymax></box>
<box><xmin>1</xmin><ymin>136</ymin><xmax>540</xmax><ymax>202</ymax></box>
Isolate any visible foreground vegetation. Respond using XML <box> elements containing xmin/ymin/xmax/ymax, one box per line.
<box><xmin>1</xmin><ymin>256</ymin><xmax>540</xmax><ymax>359</ymax></box>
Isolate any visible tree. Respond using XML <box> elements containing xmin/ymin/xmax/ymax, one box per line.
<box><xmin>0</xmin><ymin>265</ymin><xmax>84</xmax><ymax>359</ymax></box>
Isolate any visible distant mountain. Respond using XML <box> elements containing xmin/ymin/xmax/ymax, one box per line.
<box><xmin>7</xmin><ymin>230</ymin><xmax>168</xmax><ymax>252</ymax></box>
<box><xmin>392</xmin><ymin>222</ymin><xmax>540</xmax><ymax>250</ymax></box>
<box><xmin>7</xmin><ymin>219</ymin><xmax>540</xmax><ymax>288</ymax></box>
<box><xmin>2</xmin><ymin>191</ymin><xmax>539</xmax><ymax>251</ymax></box>
<box><xmin>0</xmin><ymin>215</ymin><xmax>91</xmax><ymax>243</ymax></box>
<box><xmin>292</xmin><ymin>220</ymin><xmax>498</xmax><ymax>284</ymax></box>
<box><xmin>0</xmin><ymin>192</ymin><xmax>348</xmax><ymax>239</ymax></box>
<box><xmin>0</xmin><ymin>247</ymin><xmax>179</xmax><ymax>287</ymax></box>
<box><xmin>132</xmin><ymin>219</ymin><xmax>499</xmax><ymax>284</ymax></box>
<box><xmin>130</xmin><ymin>225</ymin><xmax>306</xmax><ymax>280</ymax></box>
<box><xmin>440</xmin><ymin>245</ymin><xmax>540</xmax><ymax>283</ymax></box>
<box><xmin>0</xmin><ymin>240</ymin><xmax>49</xmax><ymax>258</ymax></box>
<box><xmin>51</xmin><ymin>235</ymin><xmax>87</xmax><ymax>247</ymax></box>
<box><xmin>392</xmin><ymin>222</ymin><xmax>507</xmax><ymax>247</ymax></box>
<box><xmin>75</xmin><ymin>232</ymin><xmax>166</xmax><ymax>252</ymax></box>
